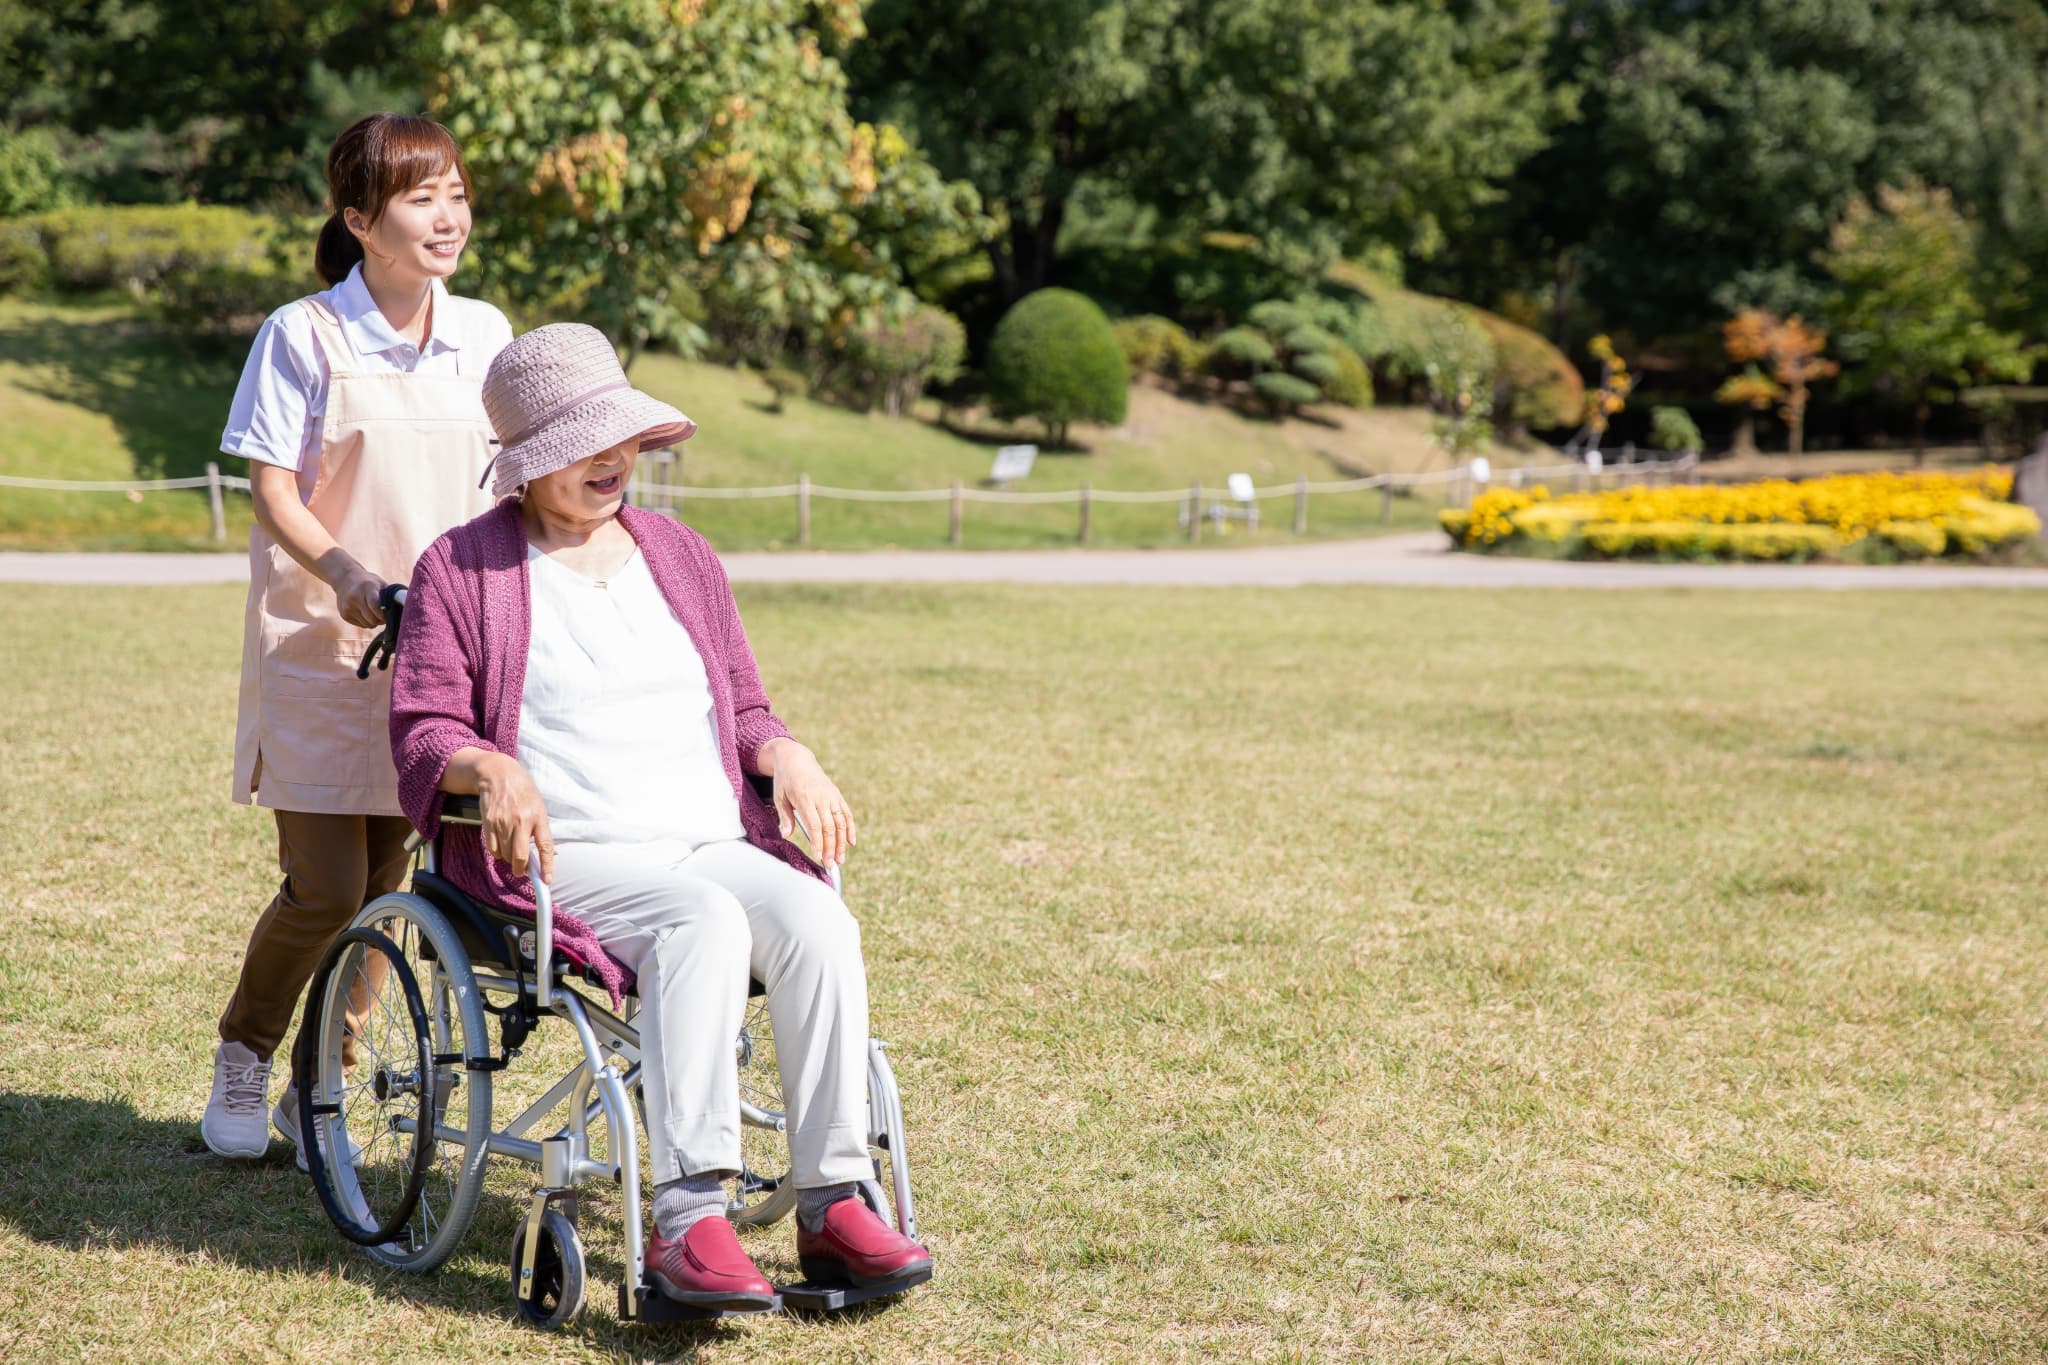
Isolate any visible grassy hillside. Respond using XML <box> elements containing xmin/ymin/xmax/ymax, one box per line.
<box><xmin>0</xmin><ymin>299</ymin><xmax>1456</xmax><ymax>552</ymax></box>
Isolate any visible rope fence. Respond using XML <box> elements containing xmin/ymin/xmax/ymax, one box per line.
<box><xmin>0</xmin><ymin>451</ymin><xmax>1700</xmax><ymax>546</ymax></box>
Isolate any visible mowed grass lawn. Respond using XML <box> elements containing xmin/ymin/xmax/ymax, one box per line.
<box><xmin>1</xmin><ymin>583</ymin><xmax>2045</xmax><ymax>1361</ymax></box>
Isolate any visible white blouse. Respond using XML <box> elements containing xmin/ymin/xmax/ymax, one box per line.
<box><xmin>516</xmin><ymin>544</ymin><xmax>745</xmax><ymax>851</ymax></box>
<box><xmin>219</xmin><ymin>263</ymin><xmax>514</xmax><ymax>501</ymax></box>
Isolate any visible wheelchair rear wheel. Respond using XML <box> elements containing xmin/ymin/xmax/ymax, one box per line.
<box><xmin>301</xmin><ymin>892</ymin><xmax>495</xmax><ymax>1272</ymax></box>
<box><xmin>728</xmin><ymin>994</ymin><xmax>796</xmax><ymax>1227</ymax></box>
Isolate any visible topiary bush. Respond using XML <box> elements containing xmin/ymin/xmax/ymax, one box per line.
<box><xmin>986</xmin><ymin>288</ymin><xmax>1128</xmax><ymax>446</ymax></box>
<box><xmin>18</xmin><ymin>203</ymin><xmax>279</xmax><ymax>296</ymax></box>
<box><xmin>1112</xmin><ymin>314</ymin><xmax>1205</xmax><ymax>387</ymax></box>
<box><xmin>1650</xmin><ymin>405</ymin><xmax>1704</xmax><ymax>453</ymax></box>
<box><xmin>1251</xmin><ymin>371</ymin><xmax>1320</xmax><ymax>414</ymax></box>
<box><xmin>1323</xmin><ymin>346</ymin><xmax>1374</xmax><ymax>407</ymax></box>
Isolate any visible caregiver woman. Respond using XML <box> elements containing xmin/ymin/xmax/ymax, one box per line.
<box><xmin>202</xmin><ymin>113</ymin><xmax>510</xmax><ymax>1163</ymax></box>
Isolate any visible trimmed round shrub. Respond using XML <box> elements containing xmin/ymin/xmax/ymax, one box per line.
<box><xmin>1323</xmin><ymin>346</ymin><xmax>1374</xmax><ymax>408</ymax></box>
<box><xmin>1112</xmin><ymin>314</ymin><xmax>1204</xmax><ymax>385</ymax></box>
<box><xmin>986</xmin><ymin>288</ymin><xmax>1128</xmax><ymax>445</ymax></box>
<box><xmin>1252</xmin><ymin>371</ymin><xmax>1320</xmax><ymax>413</ymax></box>
<box><xmin>1208</xmin><ymin>326</ymin><xmax>1277</xmax><ymax>370</ymax></box>
<box><xmin>1650</xmin><ymin>405</ymin><xmax>1704</xmax><ymax>453</ymax></box>
<box><xmin>1290</xmin><ymin>352</ymin><xmax>1341</xmax><ymax>385</ymax></box>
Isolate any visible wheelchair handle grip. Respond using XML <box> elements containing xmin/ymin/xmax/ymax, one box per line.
<box><xmin>354</xmin><ymin>584</ymin><xmax>409</xmax><ymax>680</ymax></box>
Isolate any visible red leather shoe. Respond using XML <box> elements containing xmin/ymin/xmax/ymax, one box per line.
<box><xmin>796</xmin><ymin>1194</ymin><xmax>934</xmax><ymax>1288</ymax></box>
<box><xmin>647</xmin><ymin>1217</ymin><xmax>778</xmax><ymax>1310</ymax></box>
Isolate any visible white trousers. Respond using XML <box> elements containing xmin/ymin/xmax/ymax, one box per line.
<box><xmin>549</xmin><ymin>837</ymin><xmax>873</xmax><ymax>1189</ymax></box>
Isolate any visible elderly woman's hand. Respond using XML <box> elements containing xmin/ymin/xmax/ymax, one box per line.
<box><xmin>760</xmin><ymin>738</ymin><xmax>856</xmax><ymax>867</ymax></box>
<box><xmin>446</xmin><ymin>749</ymin><xmax>556</xmax><ymax>885</ymax></box>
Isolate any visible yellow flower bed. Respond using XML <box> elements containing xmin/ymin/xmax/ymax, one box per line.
<box><xmin>1440</xmin><ymin>468</ymin><xmax>2038</xmax><ymax>562</ymax></box>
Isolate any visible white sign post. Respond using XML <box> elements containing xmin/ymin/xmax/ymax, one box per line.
<box><xmin>988</xmin><ymin>444</ymin><xmax>1038</xmax><ymax>486</ymax></box>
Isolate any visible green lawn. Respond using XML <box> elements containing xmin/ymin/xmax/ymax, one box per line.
<box><xmin>1</xmin><ymin>583</ymin><xmax>2043</xmax><ymax>1361</ymax></box>
<box><xmin>0</xmin><ymin>299</ymin><xmax>1452</xmax><ymax>552</ymax></box>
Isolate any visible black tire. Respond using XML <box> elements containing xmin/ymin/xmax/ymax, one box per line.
<box><xmin>299</xmin><ymin>894</ymin><xmax>495</xmax><ymax>1271</ymax></box>
<box><xmin>510</xmin><ymin>1208</ymin><xmax>586</xmax><ymax>1330</ymax></box>
<box><xmin>297</xmin><ymin>927</ymin><xmax>434</xmax><ymax>1247</ymax></box>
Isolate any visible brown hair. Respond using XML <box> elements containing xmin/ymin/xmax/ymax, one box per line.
<box><xmin>314</xmin><ymin>114</ymin><xmax>473</xmax><ymax>286</ymax></box>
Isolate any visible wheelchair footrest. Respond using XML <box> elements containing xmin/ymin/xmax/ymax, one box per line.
<box><xmin>778</xmin><ymin>1265</ymin><xmax>932</xmax><ymax>1313</ymax></box>
<box><xmin>623</xmin><ymin>1282</ymin><xmax>782</xmax><ymax>1323</ymax></box>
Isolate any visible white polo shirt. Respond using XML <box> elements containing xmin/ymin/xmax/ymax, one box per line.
<box><xmin>219</xmin><ymin>263</ymin><xmax>514</xmax><ymax>500</ymax></box>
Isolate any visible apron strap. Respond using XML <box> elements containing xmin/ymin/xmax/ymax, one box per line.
<box><xmin>297</xmin><ymin>297</ymin><xmax>357</xmax><ymax>378</ymax></box>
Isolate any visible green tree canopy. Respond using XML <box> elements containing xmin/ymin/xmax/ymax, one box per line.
<box><xmin>850</xmin><ymin>0</ymin><xmax>1561</xmax><ymax>302</ymax></box>
<box><xmin>1821</xmin><ymin>183</ymin><xmax>2034</xmax><ymax>454</ymax></box>
<box><xmin>1438</xmin><ymin>0</ymin><xmax>2048</xmax><ymax>348</ymax></box>
<box><xmin>424</xmin><ymin>0</ymin><xmax>978</xmax><ymax>364</ymax></box>
<box><xmin>0</xmin><ymin>0</ymin><xmax>417</xmax><ymax>205</ymax></box>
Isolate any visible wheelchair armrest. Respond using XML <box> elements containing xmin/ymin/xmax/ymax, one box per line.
<box><xmin>442</xmin><ymin>793</ymin><xmax>484</xmax><ymax>826</ymax></box>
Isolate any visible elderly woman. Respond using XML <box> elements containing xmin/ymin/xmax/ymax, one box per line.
<box><xmin>388</xmin><ymin>324</ymin><xmax>931</xmax><ymax>1309</ymax></box>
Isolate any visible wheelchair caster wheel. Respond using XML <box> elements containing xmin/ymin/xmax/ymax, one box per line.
<box><xmin>510</xmin><ymin>1208</ymin><xmax>586</xmax><ymax>1330</ymax></box>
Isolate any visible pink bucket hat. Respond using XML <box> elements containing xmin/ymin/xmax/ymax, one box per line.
<box><xmin>480</xmin><ymin>323</ymin><xmax>696</xmax><ymax>497</ymax></box>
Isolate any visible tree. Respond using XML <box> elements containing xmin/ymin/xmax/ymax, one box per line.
<box><xmin>423</xmin><ymin>0</ymin><xmax>978</xmax><ymax>366</ymax></box>
<box><xmin>1714</xmin><ymin>367</ymin><xmax>1781</xmax><ymax>458</ymax></box>
<box><xmin>0</xmin><ymin>0</ymin><xmax>420</xmax><ymax>205</ymax></box>
<box><xmin>1722</xmin><ymin>310</ymin><xmax>1836</xmax><ymax>457</ymax></box>
<box><xmin>1821</xmin><ymin>184</ymin><xmax>2034</xmax><ymax>460</ymax></box>
<box><xmin>850</xmin><ymin>0</ymin><xmax>1559</xmax><ymax>303</ymax></box>
<box><xmin>1439</xmin><ymin>0</ymin><xmax>2048</xmax><ymax>347</ymax></box>
<box><xmin>985</xmin><ymin>288</ymin><xmax>1128</xmax><ymax>446</ymax></box>
<box><xmin>1565</xmin><ymin>333</ymin><xmax>1630</xmax><ymax>456</ymax></box>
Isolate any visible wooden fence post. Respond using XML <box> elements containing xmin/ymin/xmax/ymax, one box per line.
<box><xmin>1078</xmin><ymin>482</ymin><xmax>1092</xmax><ymax>544</ymax></box>
<box><xmin>1293</xmin><ymin>476</ymin><xmax>1307</xmax><ymax>535</ymax></box>
<box><xmin>797</xmin><ymin>473</ymin><xmax>811</xmax><ymax>547</ymax></box>
<box><xmin>205</xmin><ymin>461</ymin><xmax>226</xmax><ymax>542</ymax></box>
<box><xmin>1380</xmin><ymin>480</ymin><xmax>1393</xmax><ymax>525</ymax></box>
<box><xmin>949</xmin><ymin>479</ymin><xmax>963</xmax><ymax>547</ymax></box>
<box><xmin>1188</xmin><ymin>481</ymin><xmax>1201</xmax><ymax>542</ymax></box>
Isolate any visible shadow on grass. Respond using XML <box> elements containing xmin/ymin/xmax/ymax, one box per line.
<box><xmin>0</xmin><ymin>1089</ymin><xmax>745</xmax><ymax>1351</ymax></box>
<box><xmin>0</xmin><ymin>310</ymin><xmax>242</xmax><ymax>482</ymax></box>
<box><xmin>928</xmin><ymin>413</ymin><xmax>1094</xmax><ymax>454</ymax></box>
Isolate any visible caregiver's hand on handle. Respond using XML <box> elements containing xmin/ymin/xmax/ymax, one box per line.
<box><xmin>249</xmin><ymin>461</ymin><xmax>387</xmax><ymax>627</ymax></box>
<box><xmin>443</xmin><ymin>747</ymin><xmax>556</xmax><ymax>884</ymax></box>
<box><xmin>760</xmin><ymin>736</ymin><xmax>856</xmax><ymax>867</ymax></box>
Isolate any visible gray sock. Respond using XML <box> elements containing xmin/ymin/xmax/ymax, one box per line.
<box><xmin>653</xmin><ymin>1173</ymin><xmax>728</xmax><ymax>1240</ymax></box>
<box><xmin>796</xmin><ymin>1181</ymin><xmax>861</xmax><ymax>1233</ymax></box>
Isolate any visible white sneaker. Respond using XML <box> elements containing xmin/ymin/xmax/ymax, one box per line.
<box><xmin>202</xmin><ymin>1041</ymin><xmax>273</xmax><ymax>1159</ymax></box>
<box><xmin>273</xmin><ymin>1087</ymin><xmax>364</xmax><ymax>1173</ymax></box>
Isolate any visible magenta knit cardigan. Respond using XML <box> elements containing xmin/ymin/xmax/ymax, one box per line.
<box><xmin>388</xmin><ymin>500</ymin><xmax>826</xmax><ymax>1005</ymax></box>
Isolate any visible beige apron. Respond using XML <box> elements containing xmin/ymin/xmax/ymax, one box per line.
<box><xmin>232</xmin><ymin>296</ymin><xmax>497</xmax><ymax>815</ymax></box>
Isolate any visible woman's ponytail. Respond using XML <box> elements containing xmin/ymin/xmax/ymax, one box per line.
<box><xmin>313</xmin><ymin>211</ymin><xmax>363</xmax><ymax>287</ymax></box>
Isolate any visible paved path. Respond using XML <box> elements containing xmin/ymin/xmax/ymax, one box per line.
<box><xmin>4</xmin><ymin>536</ymin><xmax>2046</xmax><ymax>589</ymax></box>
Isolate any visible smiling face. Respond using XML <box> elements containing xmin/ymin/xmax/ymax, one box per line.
<box><xmin>523</xmin><ymin>437</ymin><xmax>641</xmax><ymax>526</ymax></box>
<box><xmin>346</xmin><ymin>166</ymin><xmax>472</xmax><ymax>285</ymax></box>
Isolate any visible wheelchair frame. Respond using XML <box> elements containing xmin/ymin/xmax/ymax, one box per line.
<box><xmin>296</xmin><ymin>587</ymin><xmax>924</xmax><ymax>1328</ymax></box>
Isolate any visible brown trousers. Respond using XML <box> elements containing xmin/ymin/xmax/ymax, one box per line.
<box><xmin>218</xmin><ymin>810</ymin><xmax>413</xmax><ymax>1074</ymax></box>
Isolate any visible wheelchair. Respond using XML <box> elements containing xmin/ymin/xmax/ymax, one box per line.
<box><xmin>290</xmin><ymin>588</ymin><xmax>925</xmax><ymax>1329</ymax></box>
